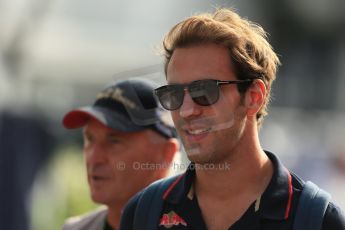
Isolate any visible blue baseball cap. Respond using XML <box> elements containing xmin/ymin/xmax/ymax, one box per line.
<box><xmin>62</xmin><ymin>78</ymin><xmax>176</xmax><ymax>138</ymax></box>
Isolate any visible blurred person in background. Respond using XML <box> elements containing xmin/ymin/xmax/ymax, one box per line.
<box><xmin>61</xmin><ymin>78</ymin><xmax>179</xmax><ymax>230</ymax></box>
<box><xmin>120</xmin><ymin>8</ymin><xmax>345</xmax><ymax>229</ymax></box>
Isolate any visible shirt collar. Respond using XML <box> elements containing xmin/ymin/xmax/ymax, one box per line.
<box><xmin>259</xmin><ymin>151</ymin><xmax>293</xmax><ymax>220</ymax></box>
<box><xmin>163</xmin><ymin>163</ymin><xmax>195</xmax><ymax>204</ymax></box>
<box><xmin>163</xmin><ymin>151</ymin><xmax>293</xmax><ymax>220</ymax></box>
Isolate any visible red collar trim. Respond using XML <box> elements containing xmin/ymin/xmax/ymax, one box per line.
<box><xmin>163</xmin><ymin>174</ymin><xmax>184</xmax><ymax>200</ymax></box>
<box><xmin>284</xmin><ymin>169</ymin><xmax>293</xmax><ymax>219</ymax></box>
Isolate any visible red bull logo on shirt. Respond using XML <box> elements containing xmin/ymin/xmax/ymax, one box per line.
<box><xmin>159</xmin><ymin>211</ymin><xmax>187</xmax><ymax>228</ymax></box>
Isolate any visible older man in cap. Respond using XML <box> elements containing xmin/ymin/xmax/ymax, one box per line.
<box><xmin>61</xmin><ymin>78</ymin><xmax>179</xmax><ymax>230</ymax></box>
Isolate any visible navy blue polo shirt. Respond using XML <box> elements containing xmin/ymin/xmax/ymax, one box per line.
<box><xmin>120</xmin><ymin>151</ymin><xmax>345</xmax><ymax>230</ymax></box>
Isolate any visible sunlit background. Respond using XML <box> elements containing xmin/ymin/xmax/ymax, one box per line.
<box><xmin>1</xmin><ymin>0</ymin><xmax>345</xmax><ymax>229</ymax></box>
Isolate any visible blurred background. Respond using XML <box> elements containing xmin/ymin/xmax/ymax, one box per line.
<box><xmin>0</xmin><ymin>0</ymin><xmax>344</xmax><ymax>229</ymax></box>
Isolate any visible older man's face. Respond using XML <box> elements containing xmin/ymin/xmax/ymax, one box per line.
<box><xmin>83</xmin><ymin>118</ymin><xmax>168</xmax><ymax>206</ymax></box>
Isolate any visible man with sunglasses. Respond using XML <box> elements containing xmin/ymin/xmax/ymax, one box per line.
<box><xmin>120</xmin><ymin>8</ymin><xmax>345</xmax><ymax>230</ymax></box>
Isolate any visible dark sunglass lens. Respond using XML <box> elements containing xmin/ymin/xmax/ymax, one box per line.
<box><xmin>156</xmin><ymin>85</ymin><xmax>184</xmax><ymax>110</ymax></box>
<box><xmin>189</xmin><ymin>80</ymin><xmax>219</xmax><ymax>106</ymax></box>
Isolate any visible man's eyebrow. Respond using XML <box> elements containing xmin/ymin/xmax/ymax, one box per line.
<box><xmin>107</xmin><ymin>133</ymin><xmax>118</xmax><ymax>137</ymax></box>
<box><xmin>107</xmin><ymin>132</ymin><xmax>123</xmax><ymax>138</ymax></box>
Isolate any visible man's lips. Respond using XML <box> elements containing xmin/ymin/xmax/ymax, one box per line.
<box><xmin>91</xmin><ymin>176</ymin><xmax>106</xmax><ymax>180</ymax></box>
<box><xmin>89</xmin><ymin>174</ymin><xmax>111</xmax><ymax>181</ymax></box>
<box><xmin>181</xmin><ymin>124</ymin><xmax>212</xmax><ymax>142</ymax></box>
<box><xmin>185</xmin><ymin>127</ymin><xmax>212</xmax><ymax>135</ymax></box>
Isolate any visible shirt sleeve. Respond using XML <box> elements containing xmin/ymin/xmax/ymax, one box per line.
<box><xmin>322</xmin><ymin>202</ymin><xmax>345</xmax><ymax>230</ymax></box>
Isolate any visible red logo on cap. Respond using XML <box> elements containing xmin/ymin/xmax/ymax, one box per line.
<box><xmin>159</xmin><ymin>211</ymin><xmax>187</xmax><ymax>228</ymax></box>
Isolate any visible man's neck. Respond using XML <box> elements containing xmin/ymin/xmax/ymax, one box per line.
<box><xmin>193</xmin><ymin>132</ymin><xmax>273</xmax><ymax>230</ymax></box>
<box><xmin>195</xmin><ymin>148</ymin><xmax>272</xmax><ymax>199</ymax></box>
<box><xmin>106</xmin><ymin>202</ymin><xmax>124</xmax><ymax>230</ymax></box>
<box><xmin>194</xmin><ymin>126</ymin><xmax>273</xmax><ymax>201</ymax></box>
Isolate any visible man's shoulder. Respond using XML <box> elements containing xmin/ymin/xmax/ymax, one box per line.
<box><xmin>289</xmin><ymin>173</ymin><xmax>345</xmax><ymax>229</ymax></box>
<box><xmin>323</xmin><ymin>201</ymin><xmax>345</xmax><ymax>229</ymax></box>
<box><xmin>62</xmin><ymin>206</ymin><xmax>108</xmax><ymax>230</ymax></box>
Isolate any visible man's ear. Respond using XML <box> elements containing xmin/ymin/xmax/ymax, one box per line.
<box><xmin>163</xmin><ymin>138</ymin><xmax>179</xmax><ymax>165</ymax></box>
<box><xmin>244</xmin><ymin>79</ymin><xmax>266</xmax><ymax>117</ymax></box>
<box><xmin>155</xmin><ymin>138</ymin><xmax>179</xmax><ymax>178</ymax></box>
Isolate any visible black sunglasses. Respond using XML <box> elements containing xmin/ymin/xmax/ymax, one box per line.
<box><xmin>154</xmin><ymin>79</ymin><xmax>255</xmax><ymax>111</ymax></box>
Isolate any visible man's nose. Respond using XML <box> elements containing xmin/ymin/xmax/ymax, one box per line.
<box><xmin>179</xmin><ymin>90</ymin><xmax>202</xmax><ymax>118</ymax></box>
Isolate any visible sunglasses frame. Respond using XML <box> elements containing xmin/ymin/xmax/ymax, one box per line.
<box><xmin>154</xmin><ymin>78</ymin><xmax>256</xmax><ymax>110</ymax></box>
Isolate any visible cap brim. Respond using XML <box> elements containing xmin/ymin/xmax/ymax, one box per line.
<box><xmin>62</xmin><ymin>106</ymin><xmax>146</xmax><ymax>132</ymax></box>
